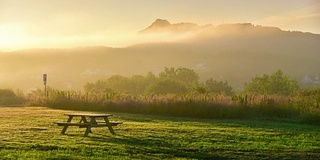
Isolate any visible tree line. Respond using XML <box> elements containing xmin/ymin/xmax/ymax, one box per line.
<box><xmin>84</xmin><ymin>67</ymin><xmax>298</xmax><ymax>96</ymax></box>
<box><xmin>2</xmin><ymin>67</ymin><xmax>318</xmax><ymax>123</ymax></box>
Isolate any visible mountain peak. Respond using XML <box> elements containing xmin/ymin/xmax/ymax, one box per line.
<box><xmin>138</xmin><ymin>19</ymin><xmax>171</xmax><ymax>34</ymax></box>
<box><xmin>139</xmin><ymin>19</ymin><xmax>201</xmax><ymax>34</ymax></box>
<box><xmin>151</xmin><ymin>19</ymin><xmax>171</xmax><ymax>27</ymax></box>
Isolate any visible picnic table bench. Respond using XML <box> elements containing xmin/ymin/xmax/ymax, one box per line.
<box><xmin>54</xmin><ymin>113</ymin><xmax>122</xmax><ymax>136</ymax></box>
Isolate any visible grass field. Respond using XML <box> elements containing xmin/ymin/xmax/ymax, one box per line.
<box><xmin>0</xmin><ymin>106</ymin><xmax>319</xmax><ymax>160</ymax></box>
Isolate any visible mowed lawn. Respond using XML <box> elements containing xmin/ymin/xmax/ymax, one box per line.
<box><xmin>0</xmin><ymin>107</ymin><xmax>319</xmax><ymax>160</ymax></box>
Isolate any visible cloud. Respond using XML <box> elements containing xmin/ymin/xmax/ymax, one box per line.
<box><xmin>257</xmin><ymin>4</ymin><xmax>320</xmax><ymax>34</ymax></box>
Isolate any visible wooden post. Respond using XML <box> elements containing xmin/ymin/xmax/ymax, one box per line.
<box><xmin>43</xmin><ymin>74</ymin><xmax>47</xmax><ymax>97</ymax></box>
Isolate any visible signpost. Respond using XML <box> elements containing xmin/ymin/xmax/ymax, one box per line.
<box><xmin>43</xmin><ymin>74</ymin><xmax>47</xmax><ymax>97</ymax></box>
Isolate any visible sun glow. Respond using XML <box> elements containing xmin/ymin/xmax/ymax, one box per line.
<box><xmin>1</xmin><ymin>0</ymin><xmax>319</xmax><ymax>52</ymax></box>
<box><xmin>0</xmin><ymin>35</ymin><xmax>28</xmax><ymax>51</ymax></box>
<box><xmin>0</xmin><ymin>24</ymin><xmax>38</xmax><ymax>51</ymax></box>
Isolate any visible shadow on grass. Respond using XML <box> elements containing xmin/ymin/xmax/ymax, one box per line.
<box><xmin>89</xmin><ymin>134</ymin><xmax>226</xmax><ymax>160</ymax></box>
<box><xmin>115</xmin><ymin>112</ymin><xmax>320</xmax><ymax>132</ymax></box>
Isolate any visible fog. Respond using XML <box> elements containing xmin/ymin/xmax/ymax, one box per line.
<box><xmin>1</xmin><ymin>20</ymin><xmax>320</xmax><ymax>92</ymax></box>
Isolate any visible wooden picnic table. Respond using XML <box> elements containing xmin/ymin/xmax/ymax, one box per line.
<box><xmin>54</xmin><ymin>113</ymin><xmax>122</xmax><ymax>136</ymax></box>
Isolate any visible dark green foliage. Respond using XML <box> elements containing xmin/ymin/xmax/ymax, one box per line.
<box><xmin>0</xmin><ymin>89</ymin><xmax>16</xmax><ymax>97</ymax></box>
<box><xmin>84</xmin><ymin>73</ymin><xmax>156</xmax><ymax>95</ymax></box>
<box><xmin>0</xmin><ymin>89</ymin><xmax>25</xmax><ymax>105</ymax></box>
<box><xmin>84</xmin><ymin>80</ymin><xmax>110</xmax><ymax>93</ymax></box>
<box><xmin>205</xmin><ymin>78</ymin><xmax>234</xmax><ymax>95</ymax></box>
<box><xmin>193</xmin><ymin>85</ymin><xmax>207</xmax><ymax>94</ymax></box>
<box><xmin>244</xmin><ymin>70</ymin><xmax>299</xmax><ymax>95</ymax></box>
<box><xmin>145</xmin><ymin>78</ymin><xmax>188</xmax><ymax>95</ymax></box>
<box><xmin>84</xmin><ymin>67</ymin><xmax>200</xmax><ymax>95</ymax></box>
<box><xmin>26</xmin><ymin>69</ymin><xmax>320</xmax><ymax>124</ymax></box>
<box><xmin>159</xmin><ymin>67</ymin><xmax>199</xmax><ymax>86</ymax></box>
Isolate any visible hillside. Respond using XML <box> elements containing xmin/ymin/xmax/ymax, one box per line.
<box><xmin>1</xmin><ymin>19</ymin><xmax>319</xmax><ymax>91</ymax></box>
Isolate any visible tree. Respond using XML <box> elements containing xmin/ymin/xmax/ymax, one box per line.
<box><xmin>84</xmin><ymin>75</ymin><xmax>128</xmax><ymax>93</ymax></box>
<box><xmin>84</xmin><ymin>80</ymin><xmax>110</xmax><ymax>93</ymax></box>
<box><xmin>159</xmin><ymin>67</ymin><xmax>199</xmax><ymax>86</ymax></box>
<box><xmin>83</xmin><ymin>67</ymin><xmax>199</xmax><ymax>95</ymax></box>
<box><xmin>84</xmin><ymin>73</ymin><xmax>157</xmax><ymax>95</ymax></box>
<box><xmin>175</xmin><ymin>67</ymin><xmax>199</xmax><ymax>86</ymax></box>
<box><xmin>145</xmin><ymin>72</ymin><xmax>156</xmax><ymax>84</ymax></box>
<box><xmin>0</xmin><ymin>89</ymin><xmax>25</xmax><ymax>105</ymax></box>
<box><xmin>159</xmin><ymin>67</ymin><xmax>176</xmax><ymax>80</ymax></box>
<box><xmin>129</xmin><ymin>75</ymin><xmax>149</xmax><ymax>95</ymax></box>
<box><xmin>244</xmin><ymin>70</ymin><xmax>299</xmax><ymax>95</ymax></box>
<box><xmin>205</xmin><ymin>79</ymin><xmax>234</xmax><ymax>95</ymax></box>
<box><xmin>0</xmin><ymin>89</ymin><xmax>16</xmax><ymax>97</ymax></box>
<box><xmin>145</xmin><ymin>78</ymin><xmax>188</xmax><ymax>95</ymax></box>
<box><xmin>106</xmin><ymin>75</ymin><xmax>129</xmax><ymax>91</ymax></box>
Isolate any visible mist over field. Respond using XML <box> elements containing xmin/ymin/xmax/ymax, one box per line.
<box><xmin>0</xmin><ymin>19</ymin><xmax>320</xmax><ymax>92</ymax></box>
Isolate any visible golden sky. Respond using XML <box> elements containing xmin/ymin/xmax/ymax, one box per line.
<box><xmin>0</xmin><ymin>0</ymin><xmax>319</xmax><ymax>51</ymax></box>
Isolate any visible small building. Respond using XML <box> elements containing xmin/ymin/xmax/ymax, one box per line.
<box><xmin>300</xmin><ymin>75</ymin><xmax>320</xmax><ymax>88</ymax></box>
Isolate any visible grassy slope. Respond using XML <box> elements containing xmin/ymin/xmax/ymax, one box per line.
<box><xmin>0</xmin><ymin>107</ymin><xmax>319</xmax><ymax>160</ymax></box>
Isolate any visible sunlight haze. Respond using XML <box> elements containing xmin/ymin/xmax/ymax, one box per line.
<box><xmin>1</xmin><ymin>1</ymin><xmax>320</xmax><ymax>159</ymax></box>
<box><xmin>0</xmin><ymin>0</ymin><xmax>319</xmax><ymax>51</ymax></box>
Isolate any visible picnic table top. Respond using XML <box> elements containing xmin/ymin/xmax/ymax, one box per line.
<box><xmin>64</xmin><ymin>113</ymin><xmax>113</xmax><ymax>117</ymax></box>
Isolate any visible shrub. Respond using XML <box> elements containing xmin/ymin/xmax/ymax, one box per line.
<box><xmin>244</xmin><ymin>70</ymin><xmax>299</xmax><ymax>95</ymax></box>
<box><xmin>205</xmin><ymin>79</ymin><xmax>234</xmax><ymax>95</ymax></box>
<box><xmin>0</xmin><ymin>89</ymin><xmax>25</xmax><ymax>105</ymax></box>
<box><xmin>145</xmin><ymin>78</ymin><xmax>188</xmax><ymax>95</ymax></box>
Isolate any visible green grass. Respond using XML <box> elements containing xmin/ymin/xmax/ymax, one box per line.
<box><xmin>0</xmin><ymin>107</ymin><xmax>319</xmax><ymax>159</ymax></box>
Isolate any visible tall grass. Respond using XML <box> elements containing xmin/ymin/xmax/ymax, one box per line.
<box><xmin>27</xmin><ymin>88</ymin><xmax>320</xmax><ymax>124</ymax></box>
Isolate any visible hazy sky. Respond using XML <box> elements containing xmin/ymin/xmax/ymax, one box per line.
<box><xmin>1</xmin><ymin>0</ymin><xmax>319</xmax><ymax>51</ymax></box>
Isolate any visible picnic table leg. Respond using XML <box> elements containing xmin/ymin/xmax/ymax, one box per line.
<box><xmin>103</xmin><ymin>117</ymin><xmax>116</xmax><ymax>135</ymax></box>
<box><xmin>80</xmin><ymin>116</ymin><xmax>92</xmax><ymax>133</ymax></box>
<box><xmin>84</xmin><ymin>117</ymin><xmax>95</xmax><ymax>137</ymax></box>
<box><xmin>79</xmin><ymin>116</ymin><xmax>87</xmax><ymax>123</ymax></box>
<box><xmin>61</xmin><ymin>115</ymin><xmax>73</xmax><ymax>134</ymax></box>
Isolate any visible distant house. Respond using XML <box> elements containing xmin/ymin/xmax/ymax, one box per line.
<box><xmin>315</xmin><ymin>76</ymin><xmax>320</xmax><ymax>85</ymax></box>
<box><xmin>195</xmin><ymin>62</ymin><xmax>206</xmax><ymax>73</ymax></box>
<box><xmin>315</xmin><ymin>76</ymin><xmax>320</xmax><ymax>82</ymax></box>
<box><xmin>300</xmin><ymin>75</ymin><xmax>320</xmax><ymax>88</ymax></box>
<box><xmin>301</xmin><ymin>75</ymin><xmax>313</xmax><ymax>84</ymax></box>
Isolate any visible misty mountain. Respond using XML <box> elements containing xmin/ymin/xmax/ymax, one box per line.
<box><xmin>138</xmin><ymin>19</ymin><xmax>203</xmax><ymax>34</ymax></box>
<box><xmin>1</xmin><ymin>19</ymin><xmax>319</xmax><ymax>91</ymax></box>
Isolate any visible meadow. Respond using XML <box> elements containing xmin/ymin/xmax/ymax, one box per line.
<box><xmin>0</xmin><ymin>106</ymin><xmax>319</xmax><ymax>159</ymax></box>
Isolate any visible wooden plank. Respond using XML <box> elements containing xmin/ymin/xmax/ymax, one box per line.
<box><xmin>94</xmin><ymin>121</ymin><xmax>122</xmax><ymax>125</ymax></box>
<box><xmin>64</xmin><ymin>113</ymin><xmax>113</xmax><ymax>117</ymax></box>
<box><xmin>55</xmin><ymin>122</ymin><xmax>122</xmax><ymax>128</ymax></box>
<box><xmin>54</xmin><ymin>122</ymin><xmax>89</xmax><ymax>127</ymax></box>
<box><xmin>78</xmin><ymin>122</ymin><xmax>123</xmax><ymax>128</ymax></box>
<box><xmin>110</xmin><ymin>122</ymin><xmax>123</xmax><ymax>126</ymax></box>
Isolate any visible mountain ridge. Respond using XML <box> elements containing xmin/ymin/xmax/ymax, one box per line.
<box><xmin>139</xmin><ymin>19</ymin><xmax>202</xmax><ymax>34</ymax></box>
<box><xmin>139</xmin><ymin>19</ymin><xmax>319</xmax><ymax>37</ymax></box>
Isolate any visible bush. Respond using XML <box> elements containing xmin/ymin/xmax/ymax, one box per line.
<box><xmin>244</xmin><ymin>70</ymin><xmax>299</xmax><ymax>95</ymax></box>
<box><xmin>205</xmin><ymin>79</ymin><xmax>234</xmax><ymax>95</ymax></box>
<box><xmin>0</xmin><ymin>89</ymin><xmax>25</xmax><ymax>105</ymax></box>
<box><xmin>145</xmin><ymin>79</ymin><xmax>188</xmax><ymax>95</ymax></box>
